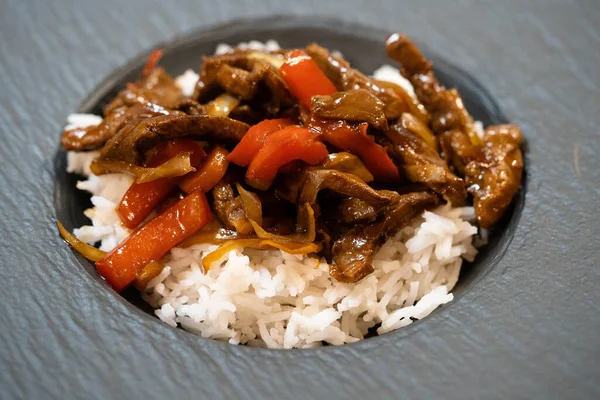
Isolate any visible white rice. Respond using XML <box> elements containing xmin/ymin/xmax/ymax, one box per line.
<box><xmin>65</xmin><ymin>40</ymin><xmax>480</xmax><ymax>348</ymax></box>
<box><xmin>372</xmin><ymin>64</ymin><xmax>416</xmax><ymax>98</ymax></box>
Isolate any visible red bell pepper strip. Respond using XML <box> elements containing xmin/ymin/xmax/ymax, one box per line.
<box><xmin>117</xmin><ymin>139</ymin><xmax>206</xmax><ymax>229</ymax></box>
<box><xmin>309</xmin><ymin>117</ymin><xmax>400</xmax><ymax>181</ymax></box>
<box><xmin>279</xmin><ymin>50</ymin><xmax>337</xmax><ymax>108</ymax></box>
<box><xmin>246</xmin><ymin>126</ymin><xmax>329</xmax><ymax>181</ymax></box>
<box><xmin>142</xmin><ymin>49</ymin><xmax>164</xmax><ymax>80</ymax></box>
<box><xmin>227</xmin><ymin>119</ymin><xmax>294</xmax><ymax>167</ymax></box>
<box><xmin>180</xmin><ymin>146</ymin><xmax>230</xmax><ymax>193</ymax></box>
<box><xmin>97</xmin><ymin>190</ymin><xmax>212</xmax><ymax>292</ymax></box>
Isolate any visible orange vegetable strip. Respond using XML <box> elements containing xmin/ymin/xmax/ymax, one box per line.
<box><xmin>180</xmin><ymin>146</ymin><xmax>230</xmax><ymax>193</ymax></box>
<box><xmin>227</xmin><ymin>119</ymin><xmax>294</xmax><ymax>167</ymax></box>
<box><xmin>246</xmin><ymin>126</ymin><xmax>329</xmax><ymax>181</ymax></box>
<box><xmin>309</xmin><ymin>117</ymin><xmax>400</xmax><ymax>181</ymax></box>
<box><xmin>97</xmin><ymin>190</ymin><xmax>212</xmax><ymax>292</ymax></box>
<box><xmin>279</xmin><ymin>50</ymin><xmax>337</xmax><ymax>108</ymax></box>
<box><xmin>117</xmin><ymin>139</ymin><xmax>206</xmax><ymax>229</ymax></box>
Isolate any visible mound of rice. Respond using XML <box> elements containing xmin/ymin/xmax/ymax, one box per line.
<box><xmin>65</xmin><ymin>41</ymin><xmax>479</xmax><ymax>349</ymax></box>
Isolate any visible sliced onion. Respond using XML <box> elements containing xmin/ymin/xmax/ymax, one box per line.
<box><xmin>206</xmin><ymin>93</ymin><xmax>240</xmax><ymax>117</ymax></box>
<box><xmin>133</xmin><ymin>261</ymin><xmax>165</xmax><ymax>290</ymax></box>
<box><xmin>318</xmin><ymin>152</ymin><xmax>374</xmax><ymax>183</ymax></box>
<box><xmin>248</xmin><ymin>203</ymin><xmax>316</xmax><ymax>243</ymax></box>
<box><xmin>245</xmin><ymin>176</ymin><xmax>273</xmax><ymax>191</ymax></box>
<box><xmin>374</xmin><ymin>78</ymin><xmax>430</xmax><ymax>123</ymax></box>
<box><xmin>236</xmin><ymin>183</ymin><xmax>263</xmax><ymax>226</ymax></box>
<box><xmin>57</xmin><ymin>221</ymin><xmax>106</xmax><ymax>261</ymax></box>
<box><xmin>90</xmin><ymin>152</ymin><xmax>196</xmax><ymax>183</ymax></box>
<box><xmin>201</xmin><ymin>239</ymin><xmax>321</xmax><ymax>271</ymax></box>
<box><xmin>180</xmin><ymin>228</ymin><xmax>242</xmax><ymax>247</ymax></box>
<box><xmin>58</xmin><ymin>221</ymin><xmax>165</xmax><ymax>290</ymax></box>
<box><xmin>247</xmin><ymin>51</ymin><xmax>285</xmax><ymax>69</ymax></box>
<box><xmin>401</xmin><ymin>113</ymin><xmax>438</xmax><ymax>151</ymax></box>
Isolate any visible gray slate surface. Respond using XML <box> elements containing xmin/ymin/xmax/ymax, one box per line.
<box><xmin>1</xmin><ymin>0</ymin><xmax>599</xmax><ymax>399</ymax></box>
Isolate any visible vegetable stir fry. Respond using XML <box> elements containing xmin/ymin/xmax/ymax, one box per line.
<box><xmin>59</xmin><ymin>35</ymin><xmax>523</xmax><ymax>292</ymax></box>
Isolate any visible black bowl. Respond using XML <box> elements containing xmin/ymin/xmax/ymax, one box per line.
<box><xmin>54</xmin><ymin>17</ymin><xmax>525</xmax><ymax>326</ymax></box>
<box><xmin>51</xmin><ymin>16</ymin><xmax>528</xmax><ymax>398</ymax></box>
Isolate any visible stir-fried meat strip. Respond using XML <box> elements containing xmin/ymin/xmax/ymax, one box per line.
<box><xmin>105</xmin><ymin>87</ymin><xmax>205</xmax><ymax>115</ymax></box>
<box><xmin>331</xmin><ymin>191</ymin><xmax>439</xmax><ymax>282</ymax></box>
<box><xmin>465</xmin><ymin>125</ymin><xmax>523</xmax><ymax>228</ymax></box>
<box><xmin>216</xmin><ymin>64</ymin><xmax>263</xmax><ymax>100</ymax></box>
<box><xmin>62</xmin><ymin>104</ymin><xmax>181</xmax><ymax>151</ymax></box>
<box><xmin>439</xmin><ymin>129</ymin><xmax>481</xmax><ymax>176</ymax></box>
<box><xmin>298</xmin><ymin>169</ymin><xmax>400</xmax><ymax>206</ymax></box>
<box><xmin>193</xmin><ymin>51</ymin><xmax>254</xmax><ymax>101</ymax></box>
<box><xmin>194</xmin><ymin>51</ymin><xmax>293</xmax><ymax>114</ymax></box>
<box><xmin>333</xmin><ymin>197</ymin><xmax>378</xmax><ymax>223</ymax></box>
<box><xmin>384</xmin><ymin>34</ymin><xmax>479</xmax><ymax>144</ymax></box>
<box><xmin>64</xmin><ymin>65</ymin><xmax>205</xmax><ymax>151</ymax></box>
<box><xmin>386</xmin><ymin>34</ymin><xmax>524</xmax><ymax>227</ymax></box>
<box><xmin>64</xmin><ymin>64</ymin><xmax>208</xmax><ymax>151</ymax></box>
<box><xmin>305</xmin><ymin>43</ymin><xmax>406</xmax><ymax>119</ymax></box>
<box><xmin>383</xmin><ymin>123</ymin><xmax>467</xmax><ymax>203</ymax></box>
<box><xmin>311</xmin><ymin>89</ymin><xmax>388</xmax><ymax>130</ymax></box>
<box><xmin>211</xmin><ymin>180</ymin><xmax>253</xmax><ymax>234</ymax></box>
<box><xmin>227</xmin><ymin>104</ymin><xmax>267</xmax><ymax>125</ymax></box>
<box><xmin>105</xmin><ymin>68</ymin><xmax>193</xmax><ymax>114</ymax></box>
<box><xmin>257</xmin><ymin>62</ymin><xmax>295</xmax><ymax>114</ymax></box>
<box><xmin>100</xmin><ymin>114</ymin><xmax>249</xmax><ymax>164</ymax></box>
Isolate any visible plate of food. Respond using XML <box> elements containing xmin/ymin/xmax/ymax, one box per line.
<box><xmin>8</xmin><ymin>11</ymin><xmax>597</xmax><ymax>399</ymax></box>
<box><xmin>56</xmin><ymin>22</ymin><xmax>524</xmax><ymax>349</ymax></box>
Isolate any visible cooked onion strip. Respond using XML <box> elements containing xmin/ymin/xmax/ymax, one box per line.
<box><xmin>248</xmin><ymin>203</ymin><xmax>316</xmax><ymax>243</ymax></box>
<box><xmin>374</xmin><ymin>79</ymin><xmax>429</xmax><ymax>123</ymax></box>
<box><xmin>133</xmin><ymin>261</ymin><xmax>164</xmax><ymax>290</ymax></box>
<box><xmin>201</xmin><ymin>239</ymin><xmax>321</xmax><ymax>271</ymax></box>
<box><xmin>236</xmin><ymin>183</ymin><xmax>263</xmax><ymax>226</ymax></box>
<box><xmin>57</xmin><ymin>221</ymin><xmax>106</xmax><ymax>261</ymax></box>
<box><xmin>247</xmin><ymin>51</ymin><xmax>285</xmax><ymax>69</ymax></box>
<box><xmin>205</xmin><ymin>93</ymin><xmax>240</xmax><ymax>117</ymax></box>
<box><xmin>90</xmin><ymin>152</ymin><xmax>196</xmax><ymax>183</ymax></box>
<box><xmin>317</xmin><ymin>152</ymin><xmax>375</xmax><ymax>183</ymax></box>
<box><xmin>401</xmin><ymin>113</ymin><xmax>438</xmax><ymax>151</ymax></box>
<box><xmin>180</xmin><ymin>228</ymin><xmax>242</xmax><ymax>246</ymax></box>
<box><xmin>58</xmin><ymin>221</ymin><xmax>165</xmax><ymax>290</ymax></box>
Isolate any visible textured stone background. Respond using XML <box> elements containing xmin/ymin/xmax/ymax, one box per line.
<box><xmin>1</xmin><ymin>0</ymin><xmax>598</xmax><ymax>399</ymax></box>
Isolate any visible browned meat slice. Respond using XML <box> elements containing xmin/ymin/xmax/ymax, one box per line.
<box><xmin>193</xmin><ymin>51</ymin><xmax>254</xmax><ymax>101</ymax></box>
<box><xmin>211</xmin><ymin>180</ymin><xmax>253</xmax><ymax>234</ymax></box>
<box><xmin>305</xmin><ymin>43</ymin><xmax>406</xmax><ymax>119</ymax></box>
<box><xmin>228</xmin><ymin>104</ymin><xmax>267</xmax><ymax>125</ymax></box>
<box><xmin>310</xmin><ymin>89</ymin><xmax>388</xmax><ymax>130</ymax></box>
<box><xmin>104</xmin><ymin>68</ymin><xmax>190</xmax><ymax>115</ymax></box>
<box><xmin>384</xmin><ymin>123</ymin><xmax>467</xmax><ymax>203</ymax></box>
<box><xmin>465</xmin><ymin>125</ymin><xmax>523</xmax><ymax>228</ymax></box>
<box><xmin>193</xmin><ymin>51</ymin><xmax>293</xmax><ymax>114</ymax></box>
<box><xmin>99</xmin><ymin>115</ymin><xmax>249</xmax><ymax>164</ymax></box>
<box><xmin>258</xmin><ymin>62</ymin><xmax>295</xmax><ymax>114</ymax></box>
<box><xmin>140</xmin><ymin>66</ymin><xmax>178</xmax><ymax>89</ymax></box>
<box><xmin>61</xmin><ymin>104</ymin><xmax>181</xmax><ymax>151</ymax></box>
<box><xmin>439</xmin><ymin>129</ymin><xmax>481</xmax><ymax>176</ymax></box>
<box><xmin>333</xmin><ymin>198</ymin><xmax>378</xmax><ymax>223</ymax></box>
<box><xmin>298</xmin><ymin>169</ymin><xmax>400</xmax><ymax>206</ymax></box>
<box><xmin>386</xmin><ymin>34</ymin><xmax>524</xmax><ymax>227</ymax></box>
<box><xmin>385</xmin><ymin>34</ymin><xmax>480</xmax><ymax>144</ymax></box>
<box><xmin>331</xmin><ymin>191</ymin><xmax>439</xmax><ymax>282</ymax></box>
<box><xmin>215</xmin><ymin>64</ymin><xmax>262</xmax><ymax>100</ymax></box>
<box><xmin>104</xmin><ymin>86</ymin><xmax>205</xmax><ymax>115</ymax></box>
